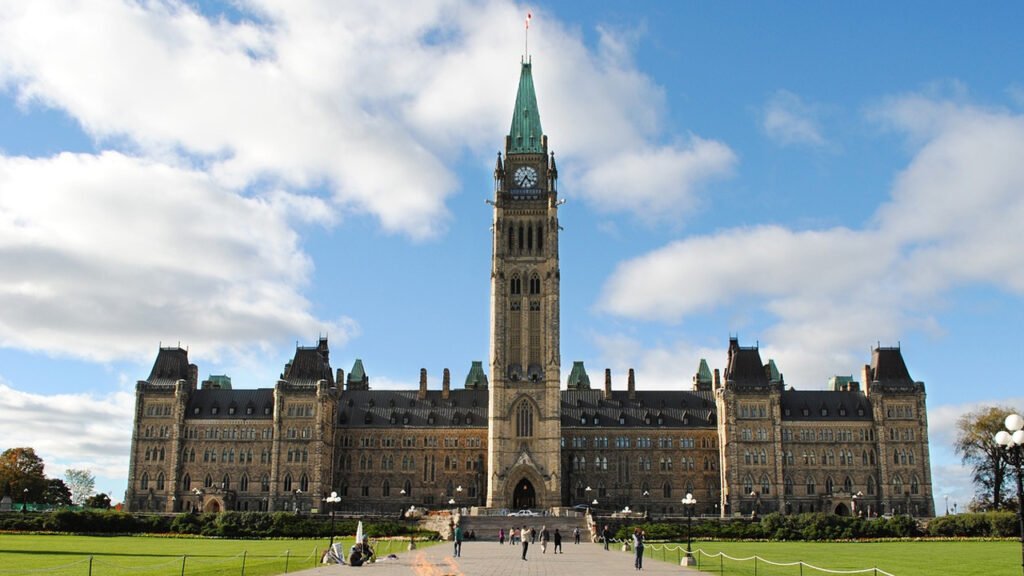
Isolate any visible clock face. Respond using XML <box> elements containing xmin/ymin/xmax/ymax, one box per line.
<box><xmin>513</xmin><ymin>166</ymin><xmax>539</xmax><ymax>188</ymax></box>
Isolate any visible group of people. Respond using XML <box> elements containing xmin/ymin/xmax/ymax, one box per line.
<box><xmin>498</xmin><ymin>525</ymin><xmax>564</xmax><ymax>559</ymax></box>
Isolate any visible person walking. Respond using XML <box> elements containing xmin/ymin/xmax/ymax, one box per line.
<box><xmin>453</xmin><ymin>523</ymin><xmax>463</xmax><ymax>558</ymax></box>
<box><xmin>573</xmin><ymin>526</ymin><xmax>580</xmax><ymax>544</ymax></box>
<box><xmin>540</xmin><ymin>525</ymin><xmax>550</xmax><ymax>553</ymax></box>
<box><xmin>521</xmin><ymin>525</ymin><xmax>530</xmax><ymax>560</ymax></box>
<box><xmin>602</xmin><ymin>525</ymin><xmax>611</xmax><ymax>551</ymax></box>
<box><xmin>498</xmin><ymin>527</ymin><xmax>505</xmax><ymax>545</ymax></box>
<box><xmin>632</xmin><ymin>527</ymin><xmax>645</xmax><ymax>570</ymax></box>
<box><xmin>530</xmin><ymin>526</ymin><xmax>537</xmax><ymax>544</ymax></box>
<box><xmin>553</xmin><ymin>528</ymin><xmax>562</xmax><ymax>553</ymax></box>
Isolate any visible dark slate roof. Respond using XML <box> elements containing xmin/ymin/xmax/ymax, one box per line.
<box><xmin>780</xmin><ymin>390</ymin><xmax>872</xmax><ymax>422</ymax></box>
<box><xmin>147</xmin><ymin>347</ymin><xmax>191</xmax><ymax>386</ymax></box>
<box><xmin>871</xmin><ymin>347</ymin><xmax>912</xmax><ymax>384</ymax></box>
<box><xmin>283</xmin><ymin>343</ymin><xmax>334</xmax><ymax>387</ymax></box>
<box><xmin>724</xmin><ymin>338</ymin><xmax>769</xmax><ymax>387</ymax></box>
<box><xmin>561</xmin><ymin>390</ymin><xmax>716</xmax><ymax>428</ymax></box>
<box><xmin>337</xmin><ymin>389</ymin><xmax>489</xmax><ymax>428</ymax></box>
<box><xmin>185</xmin><ymin>388</ymin><xmax>275</xmax><ymax>420</ymax></box>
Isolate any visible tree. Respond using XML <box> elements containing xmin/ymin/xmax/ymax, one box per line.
<box><xmin>43</xmin><ymin>478</ymin><xmax>73</xmax><ymax>507</ymax></box>
<box><xmin>0</xmin><ymin>447</ymin><xmax>47</xmax><ymax>501</ymax></box>
<box><xmin>955</xmin><ymin>406</ymin><xmax>1019</xmax><ymax>509</ymax></box>
<box><xmin>64</xmin><ymin>469</ymin><xmax>96</xmax><ymax>505</ymax></box>
<box><xmin>85</xmin><ymin>493</ymin><xmax>111</xmax><ymax>509</ymax></box>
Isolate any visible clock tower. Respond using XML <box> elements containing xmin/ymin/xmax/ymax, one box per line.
<box><xmin>486</xmin><ymin>58</ymin><xmax>562</xmax><ymax>509</ymax></box>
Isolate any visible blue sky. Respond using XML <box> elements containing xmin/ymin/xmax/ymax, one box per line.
<box><xmin>1</xmin><ymin>1</ymin><xmax>1022</xmax><ymax>511</ymax></box>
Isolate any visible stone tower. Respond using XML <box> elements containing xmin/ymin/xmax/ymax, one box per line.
<box><xmin>486</xmin><ymin>58</ymin><xmax>562</xmax><ymax>509</ymax></box>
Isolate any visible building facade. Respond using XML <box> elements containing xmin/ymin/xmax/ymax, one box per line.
<box><xmin>126</xmin><ymin>59</ymin><xmax>933</xmax><ymax>518</ymax></box>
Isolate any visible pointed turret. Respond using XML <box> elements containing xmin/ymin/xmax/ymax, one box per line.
<box><xmin>508</xmin><ymin>60</ymin><xmax>545</xmax><ymax>154</ymax></box>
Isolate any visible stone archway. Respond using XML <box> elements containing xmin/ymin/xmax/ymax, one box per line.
<box><xmin>834</xmin><ymin>502</ymin><xmax>850</xmax><ymax>517</ymax></box>
<box><xmin>512</xmin><ymin>478</ymin><xmax>536</xmax><ymax>510</ymax></box>
<box><xmin>203</xmin><ymin>499</ymin><xmax>223</xmax><ymax>513</ymax></box>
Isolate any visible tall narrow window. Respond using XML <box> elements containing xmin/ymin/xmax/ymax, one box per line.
<box><xmin>518</xmin><ymin>223</ymin><xmax>524</xmax><ymax>251</ymax></box>
<box><xmin>527</xmin><ymin>225</ymin><xmax>533</xmax><ymax>252</ymax></box>
<box><xmin>537</xmin><ymin>225</ymin><xmax>543</xmax><ymax>253</ymax></box>
<box><xmin>516</xmin><ymin>401</ymin><xmax>534</xmax><ymax>437</ymax></box>
<box><xmin>510</xmin><ymin>274</ymin><xmax>521</xmax><ymax>295</ymax></box>
<box><xmin>240</xmin><ymin>474</ymin><xmax>249</xmax><ymax>493</ymax></box>
<box><xmin>508</xmin><ymin>225</ymin><xmax>514</xmax><ymax>252</ymax></box>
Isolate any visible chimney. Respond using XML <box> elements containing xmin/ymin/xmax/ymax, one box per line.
<box><xmin>418</xmin><ymin>368</ymin><xmax>428</xmax><ymax>400</ymax></box>
<box><xmin>604</xmin><ymin>369</ymin><xmax>612</xmax><ymax>400</ymax></box>
<box><xmin>336</xmin><ymin>369</ymin><xmax>344</xmax><ymax>388</ymax></box>
<box><xmin>862</xmin><ymin>364</ymin><xmax>873</xmax><ymax>395</ymax></box>
<box><xmin>627</xmin><ymin>368</ymin><xmax>636</xmax><ymax>400</ymax></box>
<box><xmin>442</xmin><ymin>368</ymin><xmax>451</xmax><ymax>400</ymax></box>
<box><xmin>713</xmin><ymin>368</ymin><xmax>721</xmax><ymax>390</ymax></box>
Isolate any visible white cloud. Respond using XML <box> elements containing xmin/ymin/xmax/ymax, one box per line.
<box><xmin>0</xmin><ymin>151</ymin><xmax>356</xmax><ymax>362</ymax></box>
<box><xmin>0</xmin><ymin>380</ymin><xmax>133</xmax><ymax>482</ymax></box>
<box><xmin>762</xmin><ymin>90</ymin><xmax>827</xmax><ymax>147</ymax></box>
<box><xmin>600</xmin><ymin>99</ymin><xmax>1024</xmax><ymax>387</ymax></box>
<box><xmin>591</xmin><ymin>333</ymin><xmax>720</xmax><ymax>391</ymax></box>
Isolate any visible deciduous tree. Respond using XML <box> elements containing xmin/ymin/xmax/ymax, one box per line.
<box><xmin>0</xmin><ymin>447</ymin><xmax>47</xmax><ymax>501</ymax></box>
<box><xmin>955</xmin><ymin>406</ymin><xmax>1018</xmax><ymax>509</ymax></box>
<box><xmin>44</xmin><ymin>478</ymin><xmax>73</xmax><ymax>507</ymax></box>
<box><xmin>85</xmin><ymin>493</ymin><xmax>111</xmax><ymax>509</ymax></box>
<box><xmin>64</xmin><ymin>468</ymin><xmax>96</xmax><ymax>505</ymax></box>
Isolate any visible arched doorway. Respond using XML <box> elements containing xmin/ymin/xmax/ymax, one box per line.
<box><xmin>834</xmin><ymin>503</ymin><xmax>850</xmax><ymax>517</ymax></box>
<box><xmin>512</xmin><ymin>478</ymin><xmax>536</xmax><ymax>510</ymax></box>
<box><xmin>204</xmin><ymin>499</ymin><xmax>222</xmax><ymax>513</ymax></box>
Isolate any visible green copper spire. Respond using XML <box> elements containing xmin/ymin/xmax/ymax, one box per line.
<box><xmin>508</xmin><ymin>60</ymin><xmax>544</xmax><ymax>154</ymax></box>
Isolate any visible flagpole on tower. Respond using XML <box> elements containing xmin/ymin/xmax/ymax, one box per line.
<box><xmin>525</xmin><ymin>12</ymin><xmax>532</xmax><ymax>60</ymax></box>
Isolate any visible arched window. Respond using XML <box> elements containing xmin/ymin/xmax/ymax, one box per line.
<box><xmin>140</xmin><ymin>472</ymin><xmax>149</xmax><ymax>490</ymax></box>
<box><xmin>867</xmin><ymin>475</ymin><xmax>876</xmax><ymax>495</ymax></box>
<box><xmin>283</xmin><ymin>474</ymin><xmax>293</xmax><ymax>492</ymax></box>
<box><xmin>240</xmin><ymin>474</ymin><xmax>249</xmax><ymax>493</ymax></box>
<box><xmin>759</xmin><ymin>448</ymin><xmax>767</xmax><ymax>465</ymax></box>
<box><xmin>892</xmin><ymin>475</ymin><xmax>903</xmax><ymax>495</ymax></box>
<box><xmin>300</xmin><ymin>474</ymin><xmax>309</xmax><ymax>492</ymax></box>
<box><xmin>204</xmin><ymin>474</ymin><xmax>213</xmax><ymax>488</ymax></box>
<box><xmin>742</xmin><ymin>474</ymin><xmax>754</xmax><ymax>495</ymax></box>
<box><xmin>825</xmin><ymin>476</ymin><xmax>834</xmax><ymax>495</ymax></box>
<box><xmin>760</xmin><ymin>474</ymin><xmax>770</xmax><ymax>495</ymax></box>
<box><xmin>403</xmin><ymin>479</ymin><xmax>412</xmax><ymax>497</ymax></box>
<box><xmin>382</xmin><ymin>479</ymin><xmax>391</xmax><ymax>497</ymax></box>
<box><xmin>510</xmin><ymin>274</ymin><xmax>522</xmax><ymax>295</ymax></box>
<box><xmin>156</xmin><ymin>473</ymin><xmax>165</xmax><ymax>491</ymax></box>
<box><xmin>182</xmin><ymin>474</ymin><xmax>191</xmax><ymax>491</ymax></box>
<box><xmin>222</xmin><ymin>474</ymin><xmax>230</xmax><ymax>490</ymax></box>
<box><xmin>844</xmin><ymin>476</ymin><xmax>854</xmax><ymax>493</ymax></box>
<box><xmin>662</xmin><ymin>482</ymin><xmax>672</xmax><ymax>498</ymax></box>
<box><xmin>784</xmin><ymin>476</ymin><xmax>794</xmax><ymax>495</ymax></box>
<box><xmin>446</xmin><ymin>480</ymin><xmax>454</xmax><ymax>497</ymax></box>
<box><xmin>529</xmin><ymin>274</ymin><xmax>541</xmax><ymax>295</ymax></box>
<box><xmin>806</xmin><ymin>476</ymin><xmax>816</xmax><ymax>495</ymax></box>
<box><xmin>516</xmin><ymin>401</ymin><xmax>533</xmax><ymax>437</ymax></box>
<box><xmin>261</xmin><ymin>475</ymin><xmax>270</xmax><ymax>492</ymax></box>
<box><xmin>910</xmin><ymin>475</ymin><xmax>920</xmax><ymax>495</ymax></box>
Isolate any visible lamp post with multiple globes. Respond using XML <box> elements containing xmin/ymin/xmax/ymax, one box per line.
<box><xmin>994</xmin><ymin>412</ymin><xmax>1024</xmax><ymax>576</ymax></box>
<box><xmin>681</xmin><ymin>492</ymin><xmax>697</xmax><ymax>566</ymax></box>
<box><xmin>325</xmin><ymin>491</ymin><xmax>341</xmax><ymax>552</ymax></box>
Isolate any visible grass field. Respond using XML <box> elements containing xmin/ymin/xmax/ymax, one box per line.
<box><xmin>0</xmin><ymin>534</ymin><xmax>422</xmax><ymax>576</ymax></box>
<box><xmin>640</xmin><ymin>540</ymin><xmax>1020</xmax><ymax>576</ymax></box>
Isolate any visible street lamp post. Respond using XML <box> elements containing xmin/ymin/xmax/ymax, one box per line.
<box><xmin>681</xmin><ymin>492</ymin><xmax>697</xmax><ymax>566</ymax></box>
<box><xmin>642</xmin><ymin>490</ymin><xmax>650</xmax><ymax>518</ymax></box>
<box><xmin>994</xmin><ymin>412</ymin><xmax>1024</xmax><ymax>576</ymax></box>
<box><xmin>944</xmin><ymin>494</ymin><xmax>949</xmax><ymax>516</ymax></box>
<box><xmin>325</xmin><ymin>491</ymin><xmax>341</xmax><ymax>553</ymax></box>
<box><xmin>852</xmin><ymin>491</ymin><xmax>863</xmax><ymax>518</ymax></box>
<box><xmin>22</xmin><ymin>488</ymin><xmax>29</xmax><ymax>513</ymax></box>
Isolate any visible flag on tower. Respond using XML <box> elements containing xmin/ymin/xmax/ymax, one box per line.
<box><xmin>526</xmin><ymin>12</ymin><xmax>532</xmax><ymax>29</ymax></box>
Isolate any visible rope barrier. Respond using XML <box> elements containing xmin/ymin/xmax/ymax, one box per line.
<box><xmin>690</xmin><ymin>547</ymin><xmax>896</xmax><ymax>576</ymax></box>
<box><xmin>0</xmin><ymin>559</ymin><xmax>89</xmax><ymax>573</ymax></box>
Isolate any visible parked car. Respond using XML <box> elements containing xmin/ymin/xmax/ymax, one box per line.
<box><xmin>508</xmin><ymin>509</ymin><xmax>540</xmax><ymax>516</ymax></box>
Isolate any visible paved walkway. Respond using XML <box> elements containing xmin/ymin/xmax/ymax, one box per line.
<box><xmin>286</xmin><ymin>541</ymin><xmax>713</xmax><ymax>576</ymax></box>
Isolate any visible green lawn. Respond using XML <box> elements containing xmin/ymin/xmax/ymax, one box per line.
<box><xmin>640</xmin><ymin>540</ymin><xmax>1020</xmax><ymax>576</ymax></box>
<box><xmin>0</xmin><ymin>534</ymin><xmax>420</xmax><ymax>576</ymax></box>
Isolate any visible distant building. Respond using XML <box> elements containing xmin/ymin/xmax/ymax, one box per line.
<box><xmin>126</xmin><ymin>58</ymin><xmax>933</xmax><ymax>518</ymax></box>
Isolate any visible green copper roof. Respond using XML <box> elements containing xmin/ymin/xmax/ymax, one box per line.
<box><xmin>768</xmin><ymin>359</ymin><xmax>782</xmax><ymax>383</ymax></box>
<box><xmin>348</xmin><ymin>359</ymin><xmax>366</xmax><ymax>382</ymax></box>
<box><xmin>567</xmin><ymin>361</ymin><xmax>591</xmax><ymax>390</ymax></box>
<box><xmin>829</xmin><ymin>375</ymin><xmax>854</xmax><ymax>391</ymax></box>
<box><xmin>464</xmin><ymin>361</ymin><xmax>489</xmax><ymax>390</ymax></box>
<box><xmin>508</xmin><ymin>60</ymin><xmax>544</xmax><ymax>154</ymax></box>
<box><xmin>696</xmin><ymin>359</ymin><xmax>712</xmax><ymax>384</ymax></box>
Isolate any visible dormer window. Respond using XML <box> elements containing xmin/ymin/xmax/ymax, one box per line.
<box><xmin>211</xmin><ymin>406</ymin><xmax>219</xmax><ymax>415</ymax></box>
<box><xmin>228</xmin><ymin>406</ymin><xmax>236</xmax><ymax>415</ymax></box>
<box><xmin>193</xmin><ymin>407</ymin><xmax>200</xmax><ymax>415</ymax></box>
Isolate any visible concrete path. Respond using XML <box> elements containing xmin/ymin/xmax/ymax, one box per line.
<box><xmin>285</xmin><ymin>541</ymin><xmax>714</xmax><ymax>576</ymax></box>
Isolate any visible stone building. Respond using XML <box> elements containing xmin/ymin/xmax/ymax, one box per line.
<box><xmin>126</xmin><ymin>58</ymin><xmax>933</xmax><ymax>518</ymax></box>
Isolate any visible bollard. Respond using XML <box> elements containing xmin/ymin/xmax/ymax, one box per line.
<box><xmin>313</xmin><ymin>547</ymin><xmax>318</xmax><ymax>568</ymax></box>
<box><xmin>284</xmin><ymin>550</ymin><xmax>290</xmax><ymax>574</ymax></box>
<box><xmin>240</xmin><ymin>550</ymin><xmax>247</xmax><ymax>576</ymax></box>
<box><xmin>181</xmin><ymin>555</ymin><xmax>187</xmax><ymax>576</ymax></box>
<box><xmin>88</xmin><ymin>556</ymin><xmax>93</xmax><ymax>576</ymax></box>
<box><xmin>755</xmin><ymin>555</ymin><xmax>758</xmax><ymax>576</ymax></box>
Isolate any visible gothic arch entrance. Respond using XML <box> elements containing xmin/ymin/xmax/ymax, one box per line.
<box><xmin>203</xmin><ymin>499</ymin><xmax>222</xmax><ymax>513</ymax></box>
<box><xmin>834</xmin><ymin>503</ymin><xmax>850</xmax><ymax>517</ymax></box>
<box><xmin>512</xmin><ymin>478</ymin><xmax>536</xmax><ymax>510</ymax></box>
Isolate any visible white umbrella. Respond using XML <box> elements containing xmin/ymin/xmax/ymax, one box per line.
<box><xmin>355</xmin><ymin>520</ymin><xmax>364</xmax><ymax>544</ymax></box>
